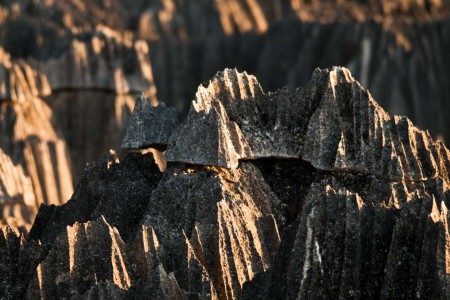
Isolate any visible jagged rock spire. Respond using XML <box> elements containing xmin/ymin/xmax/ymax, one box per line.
<box><xmin>301</xmin><ymin>67</ymin><xmax>450</xmax><ymax>182</ymax></box>
<box><xmin>165</xmin><ymin>68</ymin><xmax>316</xmax><ymax>167</ymax></box>
<box><xmin>3</xmin><ymin>67</ymin><xmax>450</xmax><ymax>299</ymax></box>
<box><xmin>165</xmin><ymin>67</ymin><xmax>450</xmax><ymax>183</ymax></box>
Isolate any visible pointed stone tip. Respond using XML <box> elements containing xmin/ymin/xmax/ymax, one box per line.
<box><xmin>310</xmin><ymin>66</ymin><xmax>354</xmax><ymax>83</ymax></box>
<box><xmin>429</xmin><ymin>196</ymin><xmax>441</xmax><ymax>223</ymax></box>
<box><xmin>1</xmin><ymin>224</ymin><xmax>21</xmax><ymax>238</ymax></box>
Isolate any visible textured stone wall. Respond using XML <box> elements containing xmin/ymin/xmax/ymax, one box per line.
<box><xmin>1</xmin><ymin>68</ymin><xmax>449</xmax><ymax>299</ymax></box>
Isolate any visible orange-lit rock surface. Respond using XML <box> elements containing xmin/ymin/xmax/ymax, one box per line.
<box><xmin>0</xmin><ymin>0</ymin><xmax>449</xmax><ymax>190</ymax></box>
<box><xmin>1</xmin><ymin>68</ymin><xmax>449</xmax><ymax>299</ymax></box>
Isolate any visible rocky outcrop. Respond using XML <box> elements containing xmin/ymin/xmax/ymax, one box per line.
<box><xmin>137</xmin><ymin>162</ymin><xmax>281</xmax><ymax>299</ymax></box>
<box><xmin>122</xmin><ymin>94</ymin><xmax>179</xmax><ymax>150</ymax></box>
<box><xmin>0</xmin><ymin>150</ymin><xmax>161</xmax><ymax>298</ymax></box>
<box><xmin>166</xmin><ymin>67</ymin><xmax>450</xmax><ymax>181</ymax></box>
<box><xmin>165</xmin><ymin>68</ymin><xmax>315</xmax><ymax>167</ymax></box>
<box><xmin>0</xmin><ymin>225</ymin><xmax>44</xmax><ymax>299</ymax></box>
<box><xmin>1</xmin><ymin>67</ymin><xmax>449</xmax><ymax>299</ymax></box>
<box><xmin>140</xmin><ymin>1</ymin><xmax>450</xmax><ymax>144</ymax></box>
<box><xmin>301</xmin><ymin>68</ymin><xmax>450</xmax><ymax>182</ymax></box>
<box><xmin>0</xmin><ymin>0</ymin><xmax>449</xmax><ymax>197</ymax></box>
<box><xmin>28</xmin><ymin>216</ymin><xmax>134</xmax><ymax>298</ymax></box>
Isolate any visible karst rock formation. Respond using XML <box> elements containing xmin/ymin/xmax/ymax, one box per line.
<box><xmin>0</xmin><ymin>67</ymin><xmax>449</xmax><ymax>299</ymax></box>
<box><xmin>0</xmin><ymin>0</ymin><xmax>449</xmax><ymax>229</ymax></box>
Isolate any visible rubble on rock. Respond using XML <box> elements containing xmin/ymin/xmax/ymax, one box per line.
<box><xmin>1</xmin><ymin>67</ymin><xmax>449</xmax><ymax>299</ymax></box>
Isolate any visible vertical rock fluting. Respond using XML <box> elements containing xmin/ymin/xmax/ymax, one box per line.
<box><xmin>138</xmin><ymin>1</ymin><xmax>450</xmax><ymax>143</ymax></box>
<box><xmin>0</xmin><ymin>148</ymin><xmax>36</xmax><ymax>231</ymax></box>
<box><xmin>0</xmin><ymin>97</ymin><xmax>74</xmax><ymax>207</ymax></box>
<box><xmin>252</xmin><ymin>177</ymin><xmax>450</xmax><ymax>299</ymax></box>
<box><xmin>0</xmin><ymin>49</ymin><xmax>51</xmax><ymax>102</ymax></box>
<box><xmin>165</xmin><ymin>68</ymin><xmax>325</xmax><ymax>167</ymax></box>
<box><xmin>301</xmin><ymin>67</ymin><xmax>450</xmax><ymax>182</ymax></box>
<box><xmin>138</xmin><ymin>162</ymin><xmax>281</xmax><ymax>299</ymax></box>
<box><xmin>0</xmin><ymin>151</ymin><xmax>162</xmax><ymax>298</ymax></box>
<box><xmin>26</xmin><ymin>216</ymin><xmax>134</xmax><ymax>298</ymax></box>
<box><xmin>37</xmin><ymin>27</ymin><xmax>158</xmax><ymax>183</ymax></box>
<box><xmin>5</xmin><ymin>0</ymin><xmax>448</xmax><ymax>140</ymax></box>
<box><xmin>0</xmin><ymin>50</ymin><xmax>73</xmax><ymax>219</ymax></box>
<box><xmin>1</xmin><ymin>67</ymin><xmax>450</xmax><ymax>299</ymax></box>
<box><xmin>0</xmin><ymin>97</ymin><xmax>73</xmax><ymax>205</ymax></box>
<box><xmin>0</xmin><ymin>225</ymin><xmax>44</xmax><ymax>300</ymax></box>
<box><xmin>0</xmin><ymin>0</ymin><xmax>449</xmax><ymax>202</ymax></box>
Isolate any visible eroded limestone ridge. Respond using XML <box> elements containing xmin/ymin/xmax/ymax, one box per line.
<box><xmin>166</xmin><ymin>67</ymin><xmax>450</xmax><ymax>182</ymax></box>
<box><xmin>1</xmin><ymin>67</ymin><xmax>450</xmax><ymax>299</ymax></box>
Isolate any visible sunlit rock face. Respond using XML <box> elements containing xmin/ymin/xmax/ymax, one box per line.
<box><xmin>0</xmin><ymin>50</ymin><xmax>73</xmax><ymax>221</ymax></box>
<box><xmin>1</xmin><ymin>68</ymin><xmax>449</xmax><ymax>299</ymax></box>
<box><xmin>0</xmin><ymin>148</ymin><xmax>36</xmax><ymax>231</ymax></box>
<box><xmin>0</xmin><ymin>96</ymin><xmax>74</xmax><ymax>220</ymax></box>
<box><xmin>0</xmin><ymin>0</ymin><xmax>449</xmax><ymax>198</ymax></box>
<box><xmin>0</xmin><ymin>49</ymin><xmax>51</xmax><ymax>102</ymax></box>
<box><xmin>0</xmin><ymin>49</ymin><xmax>73</xmax><ymax>228</ymax></box>
<box><xmin>138</xmin><ymin>0</ymin><xmax>450</xmax><ymax>144</ymax></box>
<box><xmin>37</xmin><ymin>28</ymin><xmax>158</xmax><ymax>183</ymax></box>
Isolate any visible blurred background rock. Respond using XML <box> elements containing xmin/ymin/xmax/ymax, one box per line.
<box><xmin>0</xmin><ymin>0</ymin><xmax>449</xmax><ymax>230</ymax></box>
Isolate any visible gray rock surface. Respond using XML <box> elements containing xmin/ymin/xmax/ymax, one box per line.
<box><xmin>0</xmin><ymin>1</ymin><xmax>449</xmax><ymax>227</ymax></box>
<box><xmin>165</xmin><ymin>68</ymin><xmax>323</xmax><ymax>167</ymax></box>
<box><xmin>1</xmin><ymin>67</ymin><xmax>450</xmax><ymax>299</ymax></box>
<box><xmin>122</xmin><ymin>94</ymin><xmax>179</xmax><ymax>150</ymax></box>
<box><xmin>301</xmin><ymin>67</ymin><xmax>450</xmax><ymax>182</ymax></box>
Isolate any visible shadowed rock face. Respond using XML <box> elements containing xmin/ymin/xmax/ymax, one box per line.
<box><xmin>1</xmin><ymin>67</ymin><xmax>449</xmax><ymax>299</ymax></box>
<box><xmin>0</xmin><ymin>1</ymin><xmax>448</xmax><ymax>229</ymax></box>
